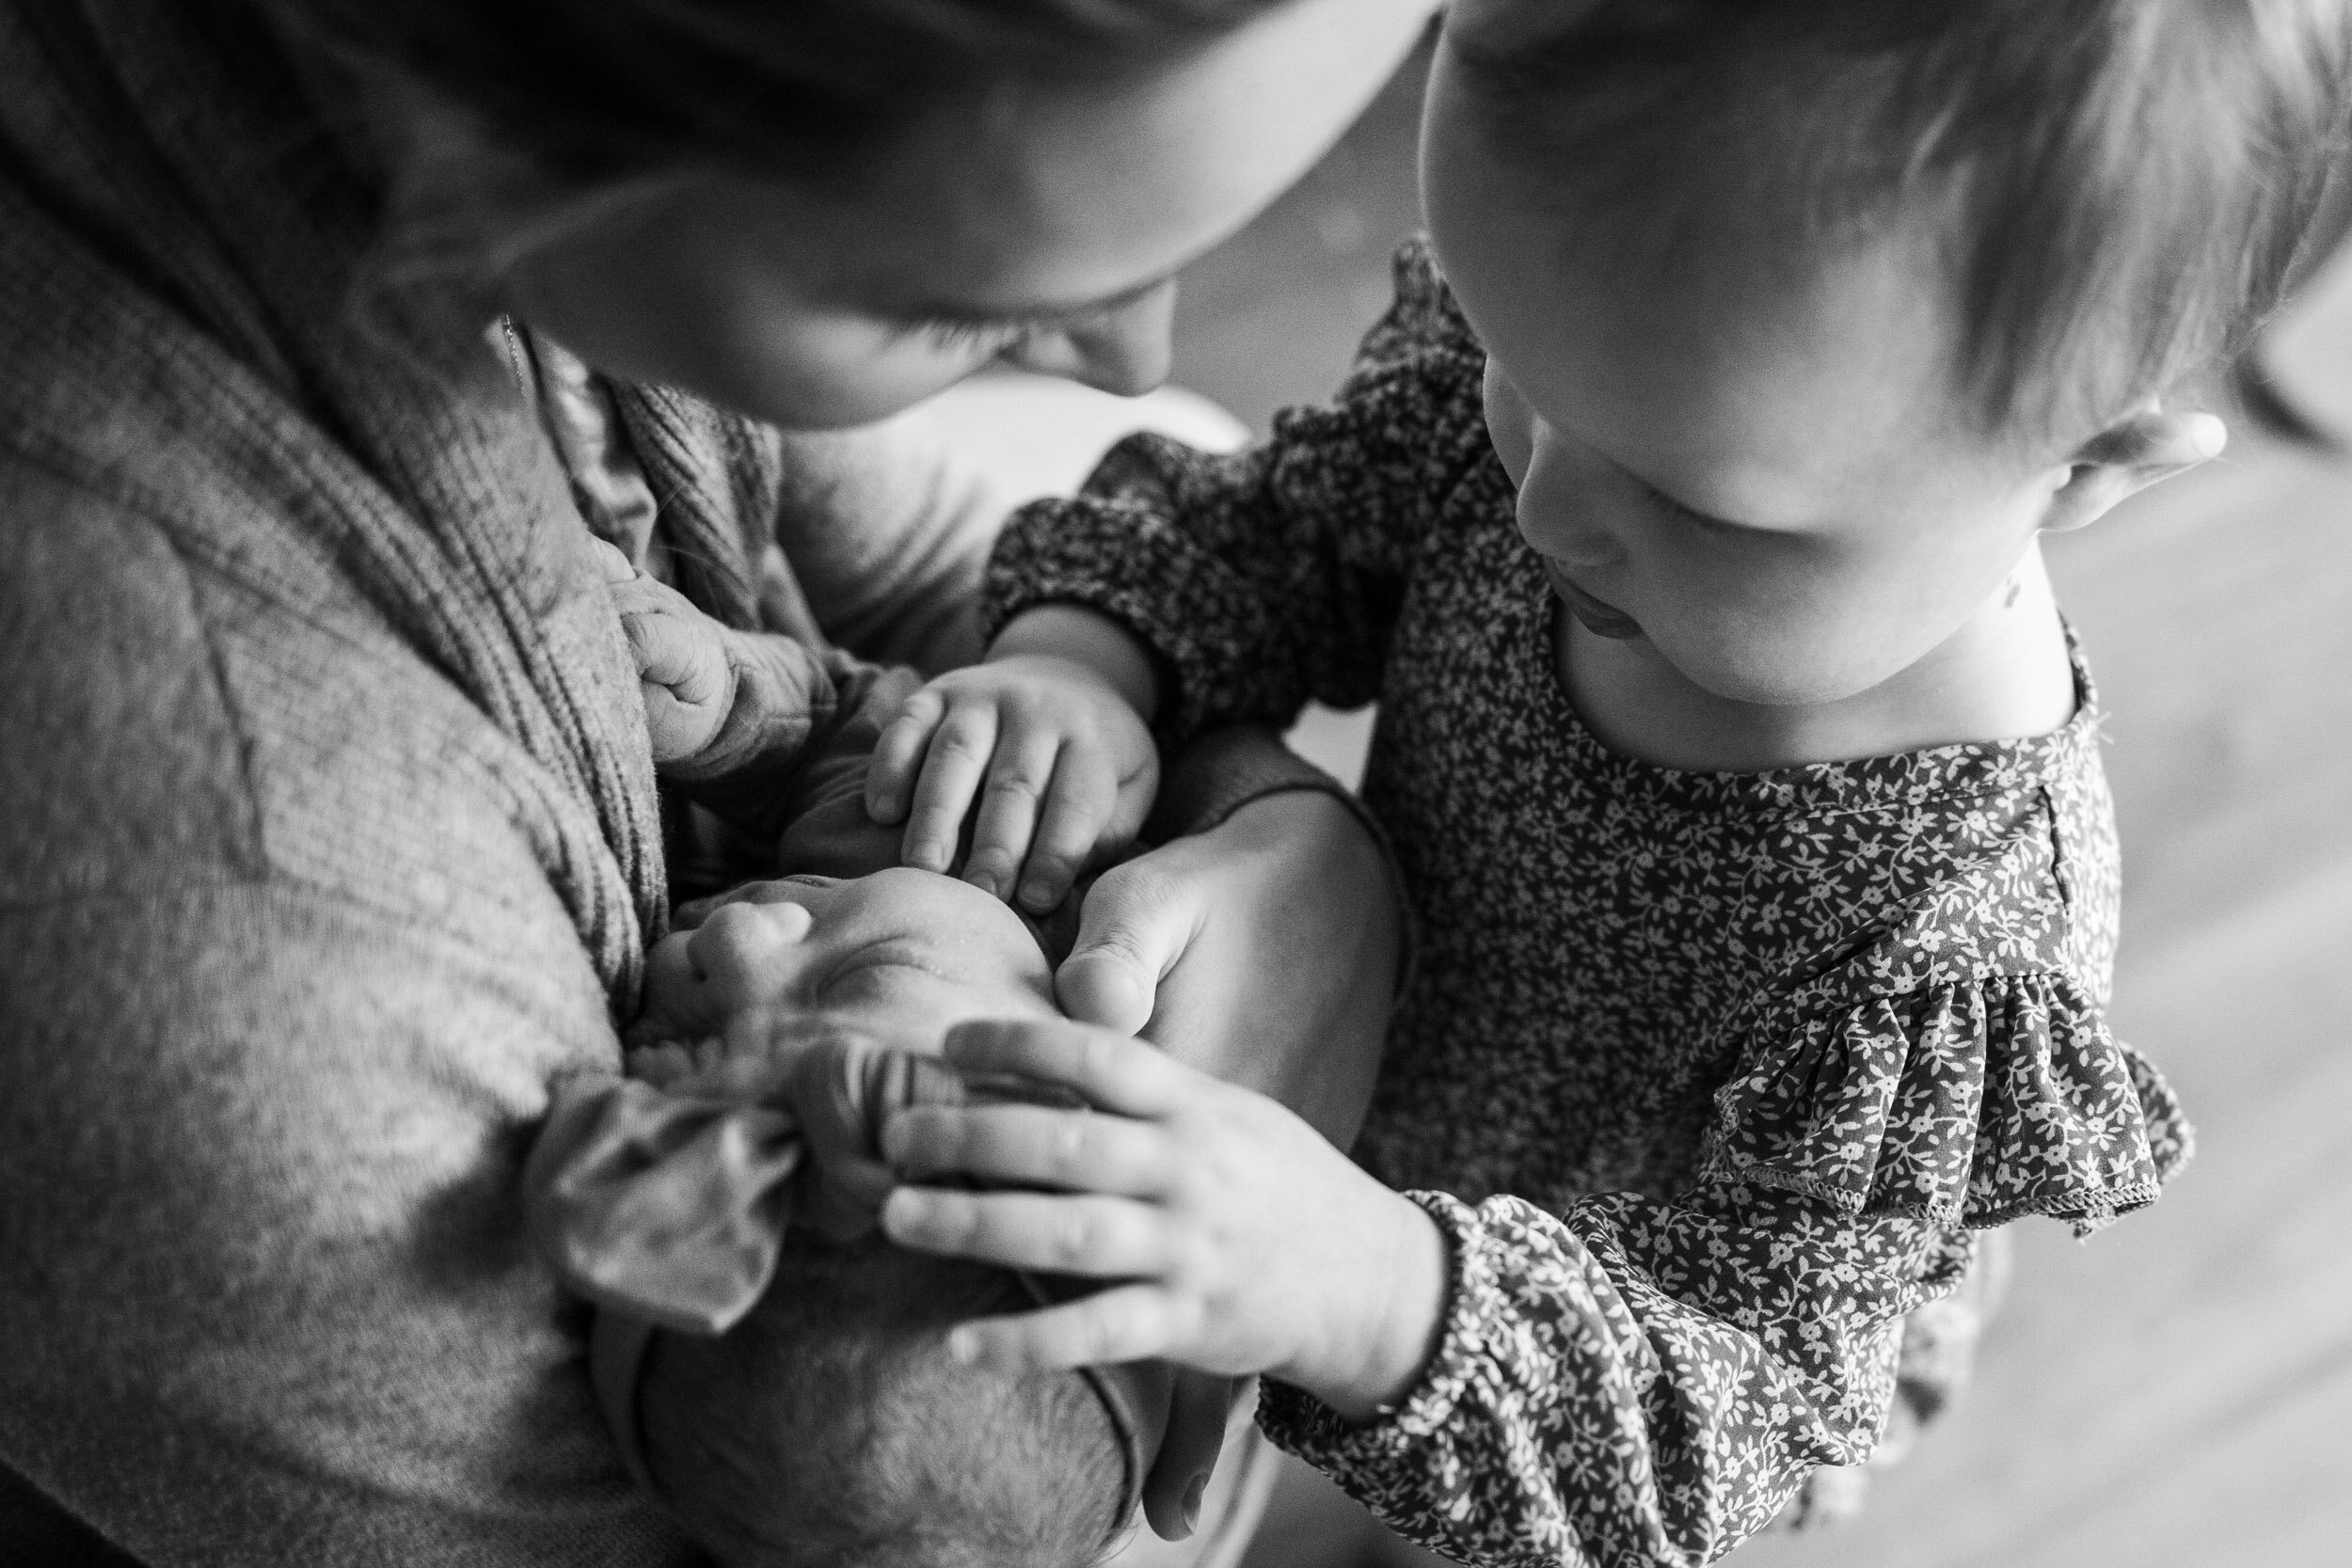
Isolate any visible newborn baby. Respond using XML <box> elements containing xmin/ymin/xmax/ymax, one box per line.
<box><xmin>528</xmin><ymin>869</ymin><xmax>1164</xmax><ymax>1568</ymax></box>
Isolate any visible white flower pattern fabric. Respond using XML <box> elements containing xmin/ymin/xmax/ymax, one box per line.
<box><xmin>983</xmin><ymin>242</ymin><xmax>2192</xmax><ymax>1568</ymax></box>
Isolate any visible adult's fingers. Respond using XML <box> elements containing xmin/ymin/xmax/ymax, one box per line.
<box><xmin>900</xmin><ymin>704</ymin><xmax>999</xmax><ymax>873</ymax></box>
<box><xmin>1055</xmin><ymin>863</ymin><xmax>1202</xmax><ymax>1036</ymax></box>
<box><xmin>938</xmin><ymin>1284</ymin><xmax>1193</xmax><ymax>1374</ymax></box>
<box><xmin>1018</xmin><ymin>750</ymin><xmax>1119</xmax><ymax>913</ymax></box>
<box><xmin>962</xmin><ymin>726</ymin><xmax>1062</xmax><ymax>901</ymax></box>
<box><xmin>1141</xmin><ymin>1372</ymin><xmax>1243</xmax><ymax>1541</ymax></box>
<box><xmin>866</xmin><ymin>689</ymin><xmax>946</xmax><ymax>824</ymax></box>
<box><xmin>882</xmin><ymin>1101</ymin><xmax>1173</xmax><ymax>1196</ymax></box>
<box><xmin>943</xmin><ymin>1018</ymin><xmax>1195</xmax><ymax>1118</ymax></box>
<box><xmin>879</xmin><ymin>1185</ymin><xmax>1174</xmax><ymax>1279</ymax></box>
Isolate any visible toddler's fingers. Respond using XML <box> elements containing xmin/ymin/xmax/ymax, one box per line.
<box><xmin>866</xmin><ymin>691</ymin><xmax>946</xmax><ymax>824</ymax></box>
<box><xmin>935</xmin><ymin>1284</ymin><xmax>1196</xmax><ymax>1375</ymax></box>
<box><xmin>881</xmin><ymin>1186</ymin><xmax>1177</xmax><ymax>1282</ymax></box>
<box><xmin>962</xmin><ymin>727</ymin><xmax>1062</xmax><ymax>901</ymax></box>
<box><xmin>943</xmin><ymin>1018</ymin><xmax>1193</xmax><ymax>1118</ymax></box>
<box><xmin>1018</xmin><ymin>750</ymin><xmax>1119</xmax><ymax>912</ymax></box>
<box><xmin>882</xmin><ymin>1101</ymin><xmax>1174</xmax><ymax>1197</ymax></box>
<box><xmin>900</xmin><ymin>705</ymin><xmax>998</xmax><ymax>874</ymax></box>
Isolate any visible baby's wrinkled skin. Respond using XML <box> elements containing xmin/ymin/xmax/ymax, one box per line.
<box><xmin>635</xmin><ymin>869</ymin><xmax>1060</xmax><ymax>1051</ymax></box>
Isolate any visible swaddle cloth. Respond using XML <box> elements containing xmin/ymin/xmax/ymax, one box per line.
<box><xmin>522</xmin><ymin>1018</ymin><xmax>1166</xmax><ymax>1520</ymax></box>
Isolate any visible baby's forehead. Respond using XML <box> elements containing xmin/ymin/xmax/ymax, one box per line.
<box><xmin>809</xmin><ymin>867</ymin><xmax>1066</xmax><ymax>967</ymax></box>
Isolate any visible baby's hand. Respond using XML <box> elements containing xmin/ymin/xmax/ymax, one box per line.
<box><xmin>865</xmin><ymin>656</ymin><xmax>1158</xmax><ymax>912</ymax></box>
<box><xmin>594</xmin><ymin>539</ymin><xmax>733</xmax><ymax>764</ymax></box>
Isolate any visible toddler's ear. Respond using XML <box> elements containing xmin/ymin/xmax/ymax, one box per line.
<box><xmin>2043</xmin><ymin>406</ymin><xmax>2227</xmax><ymax>531</ymax></box>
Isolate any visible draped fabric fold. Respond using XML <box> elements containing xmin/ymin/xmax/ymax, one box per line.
<box><xmin>523</xmin><ymin>1022</ymin><xmax>1073</xmax><ymax>1335</ymax></box>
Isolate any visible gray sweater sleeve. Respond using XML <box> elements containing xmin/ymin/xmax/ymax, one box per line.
<box><xmin>0</xmin><ymin>878</ymin><xmax>702</xmax><ymax>1568</ymax></box>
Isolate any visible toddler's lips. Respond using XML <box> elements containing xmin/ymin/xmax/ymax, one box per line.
<box><xmin>1547</xmin><ymin>568</ymin><xmax>1645</xmax><ymax>640</ymax></box>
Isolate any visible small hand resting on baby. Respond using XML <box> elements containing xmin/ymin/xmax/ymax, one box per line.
<box><xmin>881</xmin><ymin>1016</ymin><xmax>1454</xmax><ymax>1425</ymax></box>
<box><xmin>866</xmin><ymin>605</ymin><xmax>1162</xmax><ymax>911</ymax></box>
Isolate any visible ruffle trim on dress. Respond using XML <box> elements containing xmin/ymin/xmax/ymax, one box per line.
<box><xmin>1699</xmin><ymin>972</ymin><xmax>2193</xmax><ymax>1238</ymax></box>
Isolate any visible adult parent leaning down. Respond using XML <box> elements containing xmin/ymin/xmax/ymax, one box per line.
<box><xmin>0</xmin><ymin>0</ymin><xmax>1433</xmax><ymax>1561</ymax></box>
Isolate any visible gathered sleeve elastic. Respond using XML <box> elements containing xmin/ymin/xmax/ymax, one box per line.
<box><xmin>983</xmin><ymin>240</ymin><xmax>1493</xmax><ymax>750</ymax></box>
<box><xmin>1258</xmin><ymin>969</ymin><xmax>2192</xmax><ymax>1568</ymax></box>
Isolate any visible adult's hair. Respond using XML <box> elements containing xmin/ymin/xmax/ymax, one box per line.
<box><xmin>276</xmin><ymin>0</ymin><xmax>1300</xmax><ymax>186</ymax></box>
<box><xmin>638</xmin><ymin>1240</ymin><xmax>1128</xmax><ymax>1568</ymax></box>
<box><xmin>1458</xmin><ymin>0</ymin><xmax>2352</xmax><ymax>445</ymax></box>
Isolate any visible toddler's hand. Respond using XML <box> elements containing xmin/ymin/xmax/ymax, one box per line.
<box><xmin>865</xmin><ymin>657</ymin><xmax>1158</xmax><ymax>912</ymax></box>
<box><xmin>877</xmin><ymin>1020</ymin><xmax>1450</xmax><ymax>1421</ymax></box>
<box><xmin>595</xmin><ymin>539</ymin><xmax>733</xmax><ymax>764</ymax></box>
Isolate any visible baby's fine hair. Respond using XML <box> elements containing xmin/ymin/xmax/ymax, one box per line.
<box><xmin>1457</xmin><ymin>0</ymin><xmax>2352</xmax><ymax>443</ymax></box>
<box><xmin>637</xmin><ymin>1240</ymin><xmax>1126</xmax><ymax>1568</ymax></box>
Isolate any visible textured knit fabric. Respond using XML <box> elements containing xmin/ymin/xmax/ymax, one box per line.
<box><xmin>0</xmin><ymin>2</ymin><xmax>1101</xmax><ymax>1561</ymax></box>
<box><xmin>986</xmin><ymin>241</ymin><xmax>2194</xmax><ymax>1568</ymax></box>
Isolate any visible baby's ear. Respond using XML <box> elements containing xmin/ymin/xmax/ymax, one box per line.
<box><xmin>2043</xmin><ymin>406</ymin><xmax>2227</xmax><ymax>532</ymax></box>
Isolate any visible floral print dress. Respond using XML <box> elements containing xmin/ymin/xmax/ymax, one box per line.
<box><xmin>984</xmin><ymin>242</ymin><xmax>2193</xmax><ymax>1568</ymax></box>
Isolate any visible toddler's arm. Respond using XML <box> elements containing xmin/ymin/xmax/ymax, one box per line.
<box><xmin>981</xmin><ymin>240</ymin><xmax>1490</xmax><ymax>752</ymax></box>
<box><xmin>864</xmin><ymin>605</ymin><xmax>1160</xmax><ymax>911</ymax></box>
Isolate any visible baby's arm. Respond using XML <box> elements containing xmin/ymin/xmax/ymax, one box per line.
<box><xmin>865</xmin><ymin>606</ymin><xmax>1161</xmax><ymax>911</ymax></box>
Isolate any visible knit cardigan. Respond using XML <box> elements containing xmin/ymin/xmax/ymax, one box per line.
<box><xmin>0</xmin><ymin>2</ymin><xmax>1218</xmax><ymax>1563</ymax></box>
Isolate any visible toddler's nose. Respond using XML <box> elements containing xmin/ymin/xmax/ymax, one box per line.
<box><xmin>1515</xmin><ymin>437</ymin><xmax>1616</xmax><ymax>568</ymax></box>
<box><xmin>1001</xmin><ymin>282</ymin><xmax>1177</xmax><ymax>397</ymax></box>
<box><xmin>688</xmin><ymin>899</ymin><xmax>815</xmax><ymax>993</ymax></box>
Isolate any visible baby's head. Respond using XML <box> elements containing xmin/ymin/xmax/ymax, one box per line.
<box><xmin>601</xmin><ymin>869</ymin><xmax>1146</xmax><ymax>1567</ymax></box>
<box><xmin>638</xmin><ymin>1238</ymin><xmax>1137</xmax><ymax>1568</ymax></box>
<box><xmin>1422</xmin><ymin>0</ymin><xmax>2350</xmax><ymax>706</ymax></box>
<box><xmin>639</xmin><ymin>866</ymin><xmax>1065</xmax><ymax>1047</ymax></box>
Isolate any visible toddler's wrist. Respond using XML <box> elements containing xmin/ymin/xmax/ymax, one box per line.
<box><xmin>988</xmin><ymin>604</ymin><xmax>1160</xmax><ymax>719</ymax></box>
<box><xmin>1285</xmin><ymin>1187</ymin><xmax>1450</xmax><ymax>1423</ymax></box>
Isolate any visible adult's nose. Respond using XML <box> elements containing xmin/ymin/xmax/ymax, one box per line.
<box><xmin>1003</xmin><ymin>281</ymin><xmax>1178</xmax><ymax>397</ymax></box>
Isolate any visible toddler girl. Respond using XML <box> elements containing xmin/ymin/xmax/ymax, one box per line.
<box><xmin>863</xmin><ymin>4</ymin><xmax>2347</xmax><ymax>1564</ymax></box>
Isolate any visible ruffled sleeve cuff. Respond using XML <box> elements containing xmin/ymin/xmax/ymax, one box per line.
<box><xmin>1699</xmin><ymin>971</ymin><xmax>2193</xmax><ymax>1237</ymax></box>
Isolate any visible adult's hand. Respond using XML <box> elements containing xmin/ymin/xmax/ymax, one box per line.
<box><xmin>1057</xmin><ymin>785</ymin><xmax>1401</xmax><ymax>1143</ymax></box>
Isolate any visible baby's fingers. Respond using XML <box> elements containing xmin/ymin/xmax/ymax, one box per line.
<box><xmin>938</xmin><ymin>1284</ymin><xmax>1198</xmax><ymax>1376</ymax></box>
<box><xmin>881</xmin><ymin>1186</ymin><xmax>1175</xmax><ymax>1280</ymax></box>
<box><xmin>899</xmin><ymin>704</ymin><xmax>1000</xmax><ymax>874</ymax></box>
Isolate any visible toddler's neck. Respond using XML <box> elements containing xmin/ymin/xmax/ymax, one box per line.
<box><xmin>1555</xmin><ymin>546</ymin><xmax>2078</xmax><ymax>773</ymax></box>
